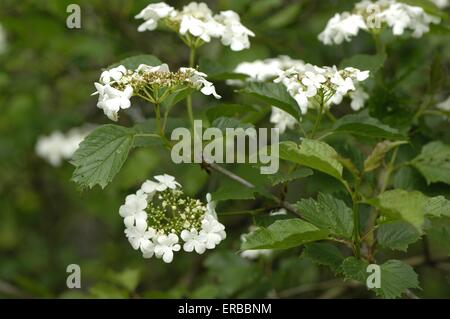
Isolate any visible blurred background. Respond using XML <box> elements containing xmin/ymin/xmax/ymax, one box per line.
<box><xmin>0</xmin><ymin>0</ymin><xmax>449</xmax><ymax>298</ymax></box>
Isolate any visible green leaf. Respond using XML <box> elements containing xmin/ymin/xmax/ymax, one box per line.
<box><xmin>269</xmin><ymin>168</ymin><xmax>313</xmax><ymax>186</ymax></box>
<box><xmin>241</xmin><ymin>219</ymin><xmax>328</xmax><ymax>250</ymax></box>
<box><xmin>108</xmin><ymin>54</ymin><xmax>162</xmax><ymax>70</ymax></box>
<box><xmin>211</xmin><ymin>184</ymin><xmax>256</xmax><ymax>201</ymax></box>
<box><xmin>297</xmin><ymin>193</ymin><xmax>353</xmax><ymax>239</ymax></box>
<box><xmin>107</xmin><ymin>268</ymin><xmax>141</xmax><ymax>292</ymax></box>
<box><xmin>411</xmin><ymin>141</ymin><xmax>450</xmax><ymax>185</ymax></box>
<box><xmin>238</xmin><ymin>82</ymin><xmax>301</xmax><ymax>119</ymax></box>
<box><xmin>428</xmin><ymin>224</ymin><xmax>450</xmax><ymax>255</ymax></box>
<box><xmin>71</xmin><ymin>125</ymin><xmax>135</xmax><ymax>189</ymax></box>
<box><xmin>279</xmin><ymin>139</ymin><xmax>343</xmax><ymax>181</ymax></box>
<box><xmin>333</xmin><ymin>114</ymin><xmax>406</xmax><ymax>140</ymax></box>
<box><xmin>368</xmin><ymin>190</ymin><xmax>450</xmax><ymax>231</ymax></box>
<box><xmin>342</xmin><ymin>258</ymin><xmax>420</xmax><ymax>299</ymax></box>
<box><xmin>364</xmin><ymin>141</ymin><xmax>407</xmax><ymax>172</ymax></box>
<box><xmin>198</xmin><ymin>58</ymin><xmax>249</xmax><ymax>81</ymax></box>
<box><xmin>206</xmin><ymin>104</ymin><xmax>260</xmax><ymax>123</ymax></box>
<box><xmin>340</xmin><ymin>53</ymin><xmax>387</xmax><ymax>76</ymax></box>
<box><xmin>367</xmin><ymin>189</ymin><xmax>429</xmax><ymax>231</ymax></box>
<box><xmin>377</xmin><ymin>221</ymin><xmax>421</xmax><ymax>252</ymax></box>
<box><xmin>266</xmin><ymin>3</ymin><xmax>302</xmax><ymax>29</ymax></box>
<box><xmin>303</xmin><ymin>243</ymin><xmax>344</xmax><ymax>273</ymax></box>
<box><xmin>211</xmin><ymin>117</ymin><xmax>254</xmax><ymax>132</ymax></box>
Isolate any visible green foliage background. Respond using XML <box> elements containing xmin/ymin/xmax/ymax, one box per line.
<box><xmin>0</xmin><ymin>0</ymin><xmax>449</xmax><ymax>298</ymax></box>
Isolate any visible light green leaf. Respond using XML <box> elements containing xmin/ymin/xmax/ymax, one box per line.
<box><xmin>368</xmin><ymin>190</ymin><xmax>450</xmax><ymax>231</ymax></box>
<box><xmin>297</xmin><ymin>193</ymin><xmax>353</xmax><ymax>239</ymax></box>
<box><xmin>340</xmin><ymin>53</ymin><xmax>387</xmax><ymax>76</ymax></box>
<box><xmin>367</xmin><ymin>189</ymin><xmax>429</xmax><ymax>231</ymax></box>
<box><xmin>303</xmin><ymin>243</ymin><xmax>344</xmax><ymax>273</ymax></box>
<box><xmin>239</xmin><ymin>82</ymin><xmax>301</xmax><ymax>119</ymax></box>
<box><xmin>411</xmin><ymin>141</ymin><xmax>450</xmax><ymax>185</ymax></box>
<box><xmin>206</xmin><ymin>104</ymin><xmax>261</xmax><ymax>123</ymax></box>
<box><xmin>333</xmin><ymin>114</ymin><xmax>406</xmax><ymax>140</ymax></box>
<box><xmin>241</xmin><ymin>219</ymin><xmax>329</xmax><ymax>250</ymax></box>
<box><xmin>269</xmin><ymin>168</ymin><xmax>313</xmax><ymax>186</ymax></box>
<box><xmin>377</xmin><ymin>221</ymin><xmax>421</xmax><ymax>252</ymax></box>
<box><xmin>279</xmin><ymin>139</ymin><xmax>343</xmax><ymax>181</ymax></box>
<box><xmin>108</xmin><ymin>54</ymin><xmax>161</xmax><ymax>70</ymax></box>
<box><xmin>364</xmin><ymin>141</ymin><xmax>407</xmax><ymax>172</ymax></box>
<box><xmin>211</xmin><ymin>184</ymin><xmax>256</xmax><ymax>201</ymax></box>
<box><xmin>342</xmin><ymin>258</ymin><xmax>420</xmax><ymax>299</ymax></box>
<box><xmin>71</xmin><ymin>125</ymin><xmax>135</xmax><ymax>189</ymax></box>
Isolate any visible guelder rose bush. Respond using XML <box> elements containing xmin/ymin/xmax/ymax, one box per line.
<box><xmin>31</xmin><ymin>0</ymin><xmax>450</xmax><ymax>298</ymax></box>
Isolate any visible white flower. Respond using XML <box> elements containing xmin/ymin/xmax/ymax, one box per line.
<box><xmin>120</xmin><ymin>176</ymin><xmax>226</xmax><ymax>262</ymax></box>
<box><xmin>319</xmin><ymin>13</ymin><xmax>367</xmax><ymax>45</ymax></box>
<box><xmin>205</xmin><ymin>193</ymin><xmax>217</xmax><ymax>218</ymax></box>
<box><xmin>215</xmin><ymin>10</ymin><xmax>255</xmax><ymax>51</ymax></box>
<box><xmin>135</xmin><ymin>2</ymin><xmax>175</xmax><ymax>32</ymax></box>
<box><xmin>125</xmin><ymin>222</ymin><xmax>156</xmax><ymax>252</ymax></box>
<box><xmin>319</xmin><ymin>0</ymin><xmax>441</xmax><ymax>45</ymax></box>
<box><xmin>437</xmin><ymin>96</ymin><xmax>450</xmax><ymax>112</ymax></box>
<box><xmin>199</xmin><ymin>214</ymin><xmax>226</xmax><ymax>249</ymax></box>
<box><xmin>141</xmin><ymin>180</ymin><xmax>160</xmax><ymax>194</ymax></box>
<box><xmin>100</xmin><ymin>65</ymin><xmax>127</xmax><ymax>84</ymax></box>
<box><xmin>181</xmin><ymin>68</ymin><xmax>221</xmax><ymax>99</ymax></box>
<box><xmin>135</xmin><ymin>2</ymin><xmax>253</xmax><ymax>51</ymax></box>
<box><xmin>154</xmin><ymin>174</ymin><xmax>181</xmax><ymax>191</ymax></box>
<box><xmin>181</xmin><ymin>229</ymin><xmax>207</xmax><ymax>254</ymax></box>
<box><xmin>432</xmin><ymin>0</ymin><xmax>449</xmax><ymax>9</ymax></box>
<box><xmin>275</xmin><ymin>64</ymin><xmax>370</xmax><ymax>116</ymax></box>
<box><xmin>119</xmin><ymin>193</ymin><xmax>148</xmax><ymax>227</ymax></box>
<box><xmin>36</xmin><ymin>127</ymin><xmax>90</xmax><ymax>166</ymax></box>
<box><xmin>349</xmin><ymin>87</ymin><xmax>370</xmax><ymax>111</ymax></box>
<box><xmin>95</xmin><ymin>84</ymin><xmax>133</xmax><ymax>121</ymax></box>
<box><xmin>154</xmin><ymin>233</ymin><xmax>181</xmax><ymax>263</ymax></box>
<box><xmin>240</xmin><ymin>249</ymin><xmax>272</xmax><ymax>260</ymax></box>
<box><xmin>270</xmin><ymin>108</ymin><xmax>297</xmax><ymax>134</ymax></box>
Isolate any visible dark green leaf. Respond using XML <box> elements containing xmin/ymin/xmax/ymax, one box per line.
<box><xmin>411</xmin><ymin>141</ymin><xmax>450</xmax><ymax>185</ymax></box>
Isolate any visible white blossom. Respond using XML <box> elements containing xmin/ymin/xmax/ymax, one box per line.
<box><xmin>180</xmin><ymin>68</ymin><xmax>222</xmax><ymax>99</ymax></box>
<box><xmin>181</xmin><ymin>229</ymin><xmax>207</xmax><ymax>254</ymax></box>
<box><xmin>135</xmin><ymin>2</ymin><xmax>175</xmax><ymax>32</ymax></box>
<box><xmin>119</xmin><ymin>193</ymin><xmax>148</xmax><ymax>228</ymax></box>
<box><xmin>94</xmin><ymin>83</ymin><xmax>133</xmax><ymax>121</ymax></box>
<box><xmin>154</xmin><ymin>174</ymin><xmax>181</xmax><ymax>191</ymax></box>
<box><xmin>135</xmin><ymin>2</ymin><xmax>254</xmax><ymax>51</ymax></box>
<box><xmin>270</xmin><ymin>108</ymin><xmax>297</xmax><ymax>134</ymax></box>
<box><xmin>432</xmin><ymin>0</ymin><xmax>449</xmax><ymax>9</ymax></box>
<box><xmin>319</xmin><ymin>13</ymin><xmax>367</xmax><ymax>45</ymax></box>
<box><xmin>125</xmin><ymin>221</ymin><xmax>156</xmax><ymax>253</ymax></box>
<box><xmin>100</xmin><ymin>65</ymin><xmax>127</xmax><ymax>84</ymax></box>
<box><xmin>319</xmin><ymin>0</ymin><xmax>442</xmax><ymax>45</ymax></box>
<box><xmin>154</xmin><ymin>233</ymin><xmax>181</xmax><ymax>263</ymax></box>
<box><xmin>199</xmin><ymin>214</ymin><xmax>226</xmax><ymax>249</ymax></box>
<box><xmin>437</xmin><ymin>96</ymin><xmax>450</xmax><ymax>112</ymax></box>
<box><xmin>349</xmin><ymin>87</ymin><xmax>370</xmax><ymax>111</ymax></box>
<box><xmin>120</xmin><ymin>176</ymin><xmax>226</xmax><ymax>263</ymax></box>
<box><xmin>36</xmin><ymin>126</ymin><xmax>91</xmax><ymax>166</ymax></box>
<box><xmin>275</xmin><ymin>64</ymin><xmax>370</xmax><ymax>116</ymax></box>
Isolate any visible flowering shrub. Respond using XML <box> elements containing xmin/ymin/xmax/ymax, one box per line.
<box><xmin>2</xmin><ymin>0</ymin><xmax>450</xmax><ymax>299</ymax></box>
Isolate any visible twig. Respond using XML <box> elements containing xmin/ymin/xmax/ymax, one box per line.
<box><xmin>203</xmin><ymin>162</ymin><xmax>302</xmax><ymax>218</ymax></box>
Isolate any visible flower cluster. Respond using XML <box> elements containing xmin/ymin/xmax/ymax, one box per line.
<box><xmin>319</xmin><ymin>0</ymin><xmax>442</xmax><ymax>45</ymax></box>
<box><xmin>275</xmin><ymin>64</ymin><xmax>370</xmax><ymax>116</ymax></box>
<box><xmin>35</xmin><ymin>126</ymin><xmax>91</xmax><ymax>166</ymax></box>
<box><xmin>135</xmin><ymin>2</ymin><xmax>254</xmax><ymax>51</ymax></box>
<box><xmin>120</xmin><ymin>175</ymin><xmax>226</xmax><ymax>263</ymax></box>
<box><xmin>227</xmin><ymin>56</ymin><xmax>306</xmax><ymax>133</ymax></box>
<box><xmin>93</xmin><ymin>63</ymin><xmax>220</xmax><ymax>121</ymax></box>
